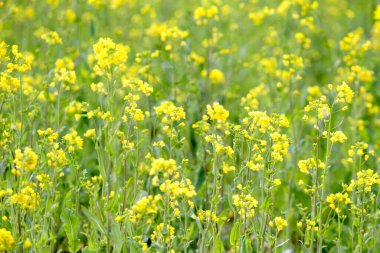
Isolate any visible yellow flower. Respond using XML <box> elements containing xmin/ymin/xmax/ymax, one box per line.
<box><xmin>151</xmin><ymin>223</ymin><xmax>175</xmax><ymax>244</ymax></box>
<box><xmin>298</xmin><ymin>158</ymin><xmax>325</xmax><ymax>174</ymax></box>
<box><xmin>47</xmin><ymin>148</ymin><xmax>68</xmax><ymax>168</ymax></box>
<box><xmin>274</xmin><ymin>217</ymin><xmax>288</xmax><ymax>231</ymax></box>
<box><xmin>24</xmin><ymin>238</ymin><xmax>32</xmax><ymax>249</ymax></box>
<box><xmin>336</xmin><ymin>82</ymin><xmax>354</xmax><ymax>104</ymax></box>
<box><xmin>128</xmin><ymin>195</ymin><xmax>162</xmax><ymax>224</ymax></box>
<box><xmin>63</xmin><ymin>129</ymin><xmax>83</xmax><ymax>152</ymax></box>
<box><xmin>115</xmin><ymin>215</ymin><xmax>124</xmax><ymax>223</ymax></box>
<box><xmin>330</xmin><ymin>131</ymin><xmax>347</xmax><ymax>143</ymax></box>
<box><xmin>84</xmin><ymin>129</ymin><xmax>96</xmax><ymax>138</ymax></box>
<box><xmin>92</xmin><ymin>38</ymin><xmax>129</xmax><ymax>76</ymax></box>
<box><xmin>0</xmin><ymin>228</ymin><xmax>14</xmax><ymax>251</ymax></box>
<box><xmin>149</xmin><ymin>158</ymin><xmax>177</xmax><ymax>177</ymax></box>
<box><xmin>36</xmin><ymin>173</ymin><xmax>51</xmax><ymax>189</ymax></box>
<box><xmin>14</xmin><ymin>147</ymin><xmax>38</xmax><ymax>171</ymax></box>
<box><xmin>306</xmin><ymin>219</ymin><xmax>318</xmax><ymax>231</ymax></box>
<box><xmin>197</xmin><ymin>209</ymin><xmax>219</xmax><ymax>223</ymax></box>
<box><xmin>11</xmin><ymin>186</ymin><xmax>39</xmax><ymax>210</ymax></box>
<box><xmin>0</xmin><ymin>73</ymin><xmax>21</xmax><ymax>93</ymax></box>
<box><xmin>154</xmin><ymin>101</ymin><xmax>186</xmax><ymax>124</ymax></box>
<box><xmin>273</xmin><ymin>179</ymin><xmax>282</xmax><ymax>186</ymax></box>
<box><xmin>194</xmin><ymin>6</ymin><xmax>219</xmax><ymax>25</ymax></box>
<box><xmin>209</xmin><ymin>69</ymin><xmax>225</xmax><ymax>84</ymax></box>
<box><xmin>206</xmin><ymin>102</ymin><xmax>229</xmax><ymax>123</ymax></box>
<box><xmin>40</xmin><ymin>31</ymin><xmax>63</xmax><ymax>45</ymax></box>
<box><xmin>222</xmin><ymin>162</ymin><xmax>235</xmax><ymax>174</ymax></box>
<box><xmin>233</xmin><ymin>193</ymin><xmax>258</xmax><ymax>218</ymax></box>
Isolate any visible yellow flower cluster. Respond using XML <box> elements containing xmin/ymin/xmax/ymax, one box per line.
<box><xmin>347</xmin><ymin>142</ymin><xmax>374</xmax><ymax>163</ymax></box>
<box><xmin>303</xmin><ymin>82</ymin><xmax>353</xmax><ymax>124</ymax></box>
<box><xmin>298</xmin><ymin>158</ymin><xmax>326</xmax><ymax>174</ymax></box>
<box><xmin>241</xmin><ymin>84</ymin><xmax>267</xmax><ymax>110</ymax></box>
<box><xmin>154</xmin><ymin>101</ymin><xmax>186</xmax><ymax>124</ymax></box>
<box><xmin>47</xmin><ymin>148</ymin><xmax>68</xmax><ymax>168</ymax></box>
<box><xmin>196</xmin><ymin>209</ymin><xmax>219</xmax><ymax>223</ymax></box>
<box><xmin>270</xmin><ymin>131</ymin><xmax>289</xmax><ymax>162</ymax></box>
<box><xmin>159</xmin><ymin>178</ymin><xmax>197</xmax><ymax>199</ymax></box>
<box><xmin>36</xmin><ymin>173</ymin><xmax>52</xmax><ymax>189</ymax></box>
<box><xmin>0</xmin><ymin>42</ymin><xmax>32</xmax><ymax>94</ymax></box>
<box><xmin>81</xmin><ymin>175</ymin><xmax>102</xmax><ymax>191</ymax></box>
<box><xmin>11</xmin><ymin>186</ymin><xmax>39</xmax><ymax>210</ymax></box>
<box><xmin>282</xmin><ymin>54</ymin><xmax>304</xmax><ymax>69</ymax></box>
<box><xmin>249</xmin><ymin>7</ymin><xmax>275</xmax><ymax>25</ymax></box>
<box><xmin>84</xmin><ymin>129</ymin><xmax>96</xmax><ymax>138</ymax></box>
<box><xmin>63</xmin><ymin>129</ymin><xmax>83</xmax><ymax>152</ymax></box>
<box><xmin>128</xmin><ymin>195</ymin><xmax>162</xmax><ymax>224</ymax></box>
<box><xmin>14</xmin><ymin>147</ymin><xmax>38</xmax><ymax>172</ymax></box>
<box><xmin>65</xmin><ymin>101</ymin><xmax>88</xmax><ymax>119</ymax></box>
<box><xmin>373</xmin><ymin>5</ymin><xmax>380</xmax><ymax>48</ymax></box>
<box><xmin>40</xmin><ymin>31</ymin><xmax>63</xmax><ymax>45</ymax></box>
<box><xmin>87</xmin><ymin>108</ymin><xmax>114</xmax><ymax>121</ymax></box>
<box><xmin>330</xmin><ymin>131</ymin><xmax>347</xmax><ymax>143</ymax></box>
<box><xmin>246</xmin><ymin>155</ymin><xmax>264</xmax><ymax>171</ymax></box>
<box><xmin>233</xmin><ymin>193</ymin><xmax>258</xmax><ymax>219</ymax></box>
<box><xmin>206</xmin><ymin>102</ymin><xmax>229</xmax><ymax>123</ymax></box>
<box><xmin>92</xmin><ymin>38</ymin><xmax>129</xmax><ymax>76</ymax></box>
<box><xmin>90</xmin><ymin>82</ymin><xmax>107</xmax><ymax>95</ymax></box>
<box><xmin>271</xmin><ymin>217</ymin><xmax>288</xmax><ymax>232</ymax></box>
<box><xmin>348</xmin><ymin>65</ymin><xmax>373</xmax><ymax>83</ymax></box>
<box><xmin>54</xmin><ymin>57</ymin><xmax>76</xmax><ymax>89</ymax></box>
<box><xmin>222</xmin><ymin>162</ymin><xmax>236</xmax><ymax>174</ymax></box>
<box><xmin>295</xmin><ymin>32</ymin><xmax>311</xmax><ymax>49</ymax></box>
<box><xmin>326</xmin><ymin>192</ymin><xmax>351</xmax><ymax>213</ymax></box>
<box><xmin>151</xmin><ymin>223</ymin><xmax>175</xmax><ymax>244</ymax></box>
<box><xmin>348</xmin><ymin>169</ymin><xmax>380</xmax><ymax>192</ymax></box>
<box><xmin>149</xmin><ymin>158</ymin><xmax>178</xmax><ymax>179</ymax></box>
<box><xmin>122</xmin><ymin>79</ymin><xmax>153</xmax><ymax>96</ymax></box>
<box><xmin>306</xmin><ymin>219</ymin><xmax>319</xmax><ymax>231</ymax></box>
<box><xmin>160</xmin><ymin>26</ymin><xmax>189</xmax><ymax>50</ymax></box>
<box><xmin>304</xmin><ymin>96</ymin><xmax>330</xmax><ymax>120</ymax></box>
<box><xmin>243</xmin><ymin>111</ymin><xmax>288</xmax><ymax>134</ymax></box>
<box><xmin>0</xmin><ymin>228</ymin><xmax>14</xmax><ymax>251</ymax></box>
<box><xmin>0</xmin><ymin>189</ymin><xmax>13</xmax><ymax>198</ymax></box>
<box><xmin>0</xmin><ymin>73</ymin><xmax>20</xmax><ymax>93</ymax></box>
<box><xmin>339</xmin><ymin>29</ymin><xmax>371</xmax><ymax>66</ymax></box>
<box><xmin>123</xmin><ymin>93</ymin><xmax>145</xmax><ymax>122</ymax></box>
<box><xmin>194</xmin><ymin>5</ymin><xmax>219</xmax><ymax>25</ymax></box>
<box><xmin>38</xmin><ymin>128</ymin><xmax>58</xmax><ymax>143</ymax></box>
<box><xmin>336</xmin><ymin>82</ymin><xmax>354</xmax><ymax>104</ymax></box>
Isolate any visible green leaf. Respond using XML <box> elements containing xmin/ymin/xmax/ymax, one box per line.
<box><xmin>110</xmin><ymin>223</ymin><xmax>123</xmax><ymax>253</ymax></box>
<box><xmin>82</xmin><ymin>206</ymin><xmax>106</xmax><ymax>235</ymax></box>
<box><xmin>61</xmin><ymin>208</ymin><xmax>81</xmax><ymax>253</ymax></box>
<box><xmin>214</xmin><ymin>237</ymin><xmax>225</xmax><ymax>253</ymax></box>
<box><xmin>195</xmin><ymin>165</ymin><xmax>205</xmax><ymax>191</ymax></box>
<box><xmin>230</xmin><ymin>222</ymin><xmax>241</xmax><ymax>246</ymax></box>
<box><xmin>244</xmin><ymin>235</ymin><xmax>252</xmax><ymax>253</ymax></box>
<box><xmin>240</xmin><ymin>235</ymin><xmax>246</xmax><ymax>253</ymax></box>
<box><xmin>299</xmin><ymin>240</ymin><xmax>310</xmax><ymax>253</ymax></box>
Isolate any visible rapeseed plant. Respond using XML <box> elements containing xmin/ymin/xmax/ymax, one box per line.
<box><xmin>0</xmin><ymin>0</ymin><xmax>380</xmax><ymax>252</ymax></box>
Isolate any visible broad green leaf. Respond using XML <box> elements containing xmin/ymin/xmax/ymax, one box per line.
<box><xmin>110</xmin><ymin>223</ymin><xmax>123</xmax><ymax>253</ymax></box>
<box><xmin>230</xmin><ymin>222</ymin><xmax>241</xmax><ymax>246</ymax></box>
<box><xmin>214</xmin><ymin>237</ymin><xmax>225</xmax><ymax>253</ymax></box>
<box><xmin>81</xmin><ymin>206</ymin><xmax>106</xmax><ymax>235</ymax></box>
<box><xmin>61</xmin><ymin>208</ymin><xmax>81</xmax><ymax>253</ymax></box>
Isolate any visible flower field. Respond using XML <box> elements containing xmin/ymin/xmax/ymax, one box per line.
<box><xmin>1</xmin><ymin>0</ymin><xmax>380</xmax><ymax>252</ymax></box>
